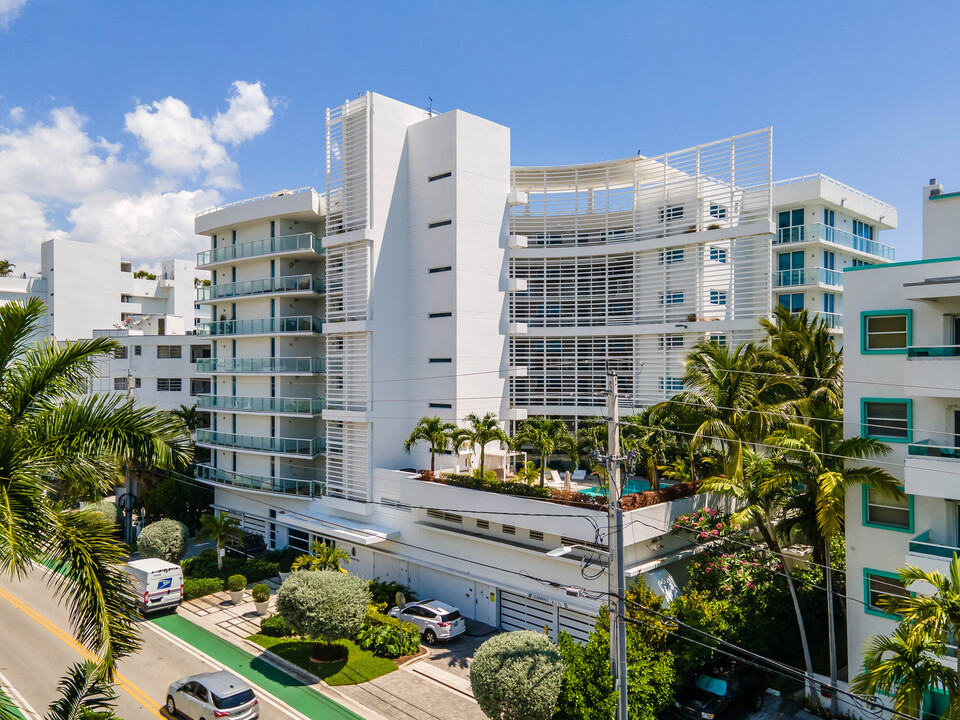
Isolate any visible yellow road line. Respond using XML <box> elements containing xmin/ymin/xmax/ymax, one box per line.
<box><xmin>0</xmin><ymin>587</ymin><xmax>164</xmax><ymax>719</ymax></box>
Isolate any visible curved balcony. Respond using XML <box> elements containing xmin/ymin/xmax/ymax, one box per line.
<box><xmin>196</xmin><ymin>464</ymin><xmax>323</xmax><ymax>498</ymax></box>
<box><xmin>197</xmin><ymin>275</ymin><xmax>325</xmax><ymax>303</ymax></box>
<box><xmin>197</xmin><ymin>233</ymin><xmax>323</xmax><ymax>268</ymax></box>
<box><xmin>197</xmin><ymin>316</ymin><xmax>322</xmax><ymax>337</ymax></box>
<box><xmin>196</xmin><ymin>357</ymin><xmax>326</xmax><ymax>375</ymax></box>
<box><xmin>197</xmin><ymin>395</ymin><xmax>325</xmax><ymax>415</ymax></box>
<box><xmin>195</xmin><ymin>430</ymin><xmax>325</xmax><ymax>457</ymax></box>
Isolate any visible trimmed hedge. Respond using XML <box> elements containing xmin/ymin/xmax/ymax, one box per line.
<box><xmin>183</xmin><ymin>577</ymin><xmax>223</xmax><ymax>601</ymax></box>
<box><xmin>355</xmin><ymin>607</ymin><xmax>420</xmax><ymax>658</ymax></box>
<box><xmin>85</xmin><ymin>501</ymin><xmax>122</xmax><ymax>526</ymax></box>
<box><xmin>438</xmin><ymin>473</ymin><xmax>552</xmax><ymax>499</ymax></box>
<box><xmin>138</xmin><ymin>520</ymin><xmax>189</xmax><ymax>563</ymax></box>
<box><xmin>259</xmin><ymin>614</ymin><xmax>295</xmax><ymax>638</ymax></box>
<box><xmin>180</xmin><ymin>550</ymin><xmax>279</xmax><ymax>583</ymax></box>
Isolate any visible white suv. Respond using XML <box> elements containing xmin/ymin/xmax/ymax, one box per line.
<box><xmin>388</xmin><ymin>599</ymin><xmax>467</xmax><ymax>644</ymax></box>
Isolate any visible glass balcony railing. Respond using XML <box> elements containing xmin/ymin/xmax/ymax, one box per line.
<box><xmin>197</xmin><ymin>275</ymin><xmax>325</xmax><ymax>302</ymax></box>
<box><xmin>774</xmin><ymin>223</ymin><xmax>895</xmax><ymax>260</ymax></box>
<box><xmin>816</xmin><ymin>311</ymin><xmax>842</xmax><ymax>330</ymax></box>
<box><xmin>907</xmin><ymin>346</ymin><xmax>960</xmax><ymax>358</ymax></box>
<box><xmin>195</xmin><ymin>430</ymin><xmax>325</xmax><ymax>455</ymax></box>
<box><xmin>774</xmin><ymin>267</ymin><xmax>843</xmax><ymax>288</ymax></box>
<box><xmin>196</xmin><ymin>464</ymin><xmax>323</xmax><ymax>497</ymax></box>
<box><xmin>197</xmin><ymin>395</ymin><xmax>325</xmax><ymax>414</ymax></box>
<box><xmin>196</xmin><ymin>357</ymin><xmax>326</xmax><ymax>374</ymax></box>
<box><xmin>197</xmin><ymin>233</ymin><xmax>322</xmax><ymax>267</ymax></box>
<box><xmin>197</xmin><ymin>316</ymin><xmax>322</xmax><ymax>336</ymax></box>
<box><xmin>909</xmin><ymin>531</ymin><xmax>960</xmax><ymax>560</ymax></box>
<box><xmin>908</xmin><ymin>439</ymin><xmax>960</xmax><ymax>459</ymax></box>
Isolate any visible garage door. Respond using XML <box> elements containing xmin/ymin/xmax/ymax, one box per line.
<box><xmin>558</xmin><ymin>607</ymin><xmax>595</xmax><ymax>644</ymax></box>
<box><xmin>500</xmin><ymin>591</ymin><xmax>555</xmax><ymax>636</ymax></box>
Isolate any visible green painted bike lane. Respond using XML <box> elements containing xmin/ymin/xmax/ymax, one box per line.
<box><xmin>149</xmin><ymin>614</ymin><xmax>363</xmax><ymax>720</ymax></box>
<box><xmin>0</xmin><ymin>688</ymin><xmax>26</xmax><ymax>720</ymax></box>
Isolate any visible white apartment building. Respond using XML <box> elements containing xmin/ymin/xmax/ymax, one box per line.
<box><xmin>193</xmin><ymin>91</ymin><xmax>897</xmax><ymax>635</ymax></box>
<box><xmin>844</xmin><ymin>178</ymin><xmax>960</xmax><ymax>718</ymax></box>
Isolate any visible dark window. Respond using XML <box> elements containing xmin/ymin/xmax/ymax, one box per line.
<box><xmin>865</xmin><ymin>488</ymin><xmax>910</xmax><ymax>529</ymax></box>
<box><xmin>866</xmin><ymin>572</ymin><xmax>909</xmax><ymax>613</ymax></box>
<box><xmin>502</xmin><ymin>525</ymin><xmax>516</xmax><ymax>536</ymax></box>
<box><xmin>658</xmin><ymin>205</ymin><xmax>684</xmax><ymax>222</ymax></box>
<box><xmin>428</xmin><ymin>171</ymin><xmax>452</xmax><ymax>182</ymax></box>
<box><xmin>659</xmin><ymin>249</ymin><xmax>684</xmax><ymax>265</ymax></box>
<box><xmin>113</xmin><ymin>347</ymin><xmax>128</xmax><ymax>359</ymax></box>
<box><xmin>709</xmin><ymin>203</ymin><xmax>727</xmax><ymax>219</ymax></box>
<box><xmin>429</xmin><ymin>312</ymin><xmax>452</xmax><ymax>318</ymax></box>
<box><xmin>429</xmin><ymin>402</ymin><xmax>452</xmax><ymax>409</ymax></box>
<box><xmin>864</xmin><ymin>314</ymin><xmax>909</xmax><ymax>351</ymax></box>
<box><xmin>157</xmin><ymin>345</ymin><xmax>182</xmax><ymax>359</ymax></box>
<box><xmin>428</xmin><ymin>358</ymin><xmax>452</xmax><ymax>363</ymax></box>
<box><xmin>114</xmin><ymin>377</ymin><xmax>128</xmax><ymax>391</ymax></box>
<box><xmin>428</xmin><ymin>266</ymin><xmax>452</xmax><ymax>274</ymax></box>
<box><xmin>428</xmin><ymin>219</ymin><xmax>453</xmax><ymax>229</ymax></box>
<box><xmin>863</xmin><ymin>401</ymin><xmax>910</xmax><ymax>440</ymax></box>
<box><xmin>134</xmin><ymin>345</ymin><xmax>141</xmax><ymax>356</ymax></box>
<box><xmin>212</xmin><ymin>690</ymin><xmax>255</xmax><ymax>710</ymax></box>
<box><xmin>156</xmin><ymin>378</ymin><xmax>182</xmax><ymax>392</ymax></box>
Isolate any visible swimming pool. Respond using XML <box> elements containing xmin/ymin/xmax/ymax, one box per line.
<box><xmin>579</xmin><ymin>478</ymin><xmax>661</xmax><ymax>497</ymax></box>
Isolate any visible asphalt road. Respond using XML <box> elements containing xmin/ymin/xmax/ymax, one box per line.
<box><xmin>0</xmin><ymin>571</ymin><xmax>300</xmax><ymax>720</ymax></box>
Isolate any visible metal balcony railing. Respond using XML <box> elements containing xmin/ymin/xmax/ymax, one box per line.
<box><xmin>197</xmin><ymin>275</ymin><xmax>325</xmax><ymax>302</ymax></box>
<box><xmin>908</xmin><ymin>439</ymin><xmax>960</xmax><ymax>459</ymax></box>
<box><xmin>907</xmin><ymin>345</ymin><xmax>960</xmax><ymax>358</ymax></box>
<box><xmin>196</xmin><ymin>395</ymin><xmax>325</xmax><ymax>414</ymax></box>
<box><xmin>197</xmin><ymin>233</ymin><xmax>323</xmax><ymax>267</ymax></box>
<box><xmin>909</xmin><ymin>531</ymin><xmax>960</xmax><ymax>559</ymax></box>
<box><xmin>774</xmin><ymin>223</ymin><xmax>895</xmax><ymax>260</ymax></box>
<box><xmin>196</xmin><ymin>464</ymin><xmax>323</xmax><ymax>497</ymax></box>
<box><xmin>195</xmin><ymin>430</ymin><xmax>325</xmax><ymax>456</ymax></box>
<box><xmin>197</xmin><ymin>316</ymin><xmax>322</xmax><ymax>337</ymax></box>
<box><xmin>774</xmin><ymin>267</ymin><xmax>843</xmax><ymax>288</ymax></box>
<box><xmin>195</xmin><ymin>357</ymin><xmax>326</xmax><ymax>374</ymax></box>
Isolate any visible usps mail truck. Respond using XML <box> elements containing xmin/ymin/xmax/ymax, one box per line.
<box><xmin>123</xmin><ymin>558</ymin><xmax>184</xmax><ymax>613</ymax></box>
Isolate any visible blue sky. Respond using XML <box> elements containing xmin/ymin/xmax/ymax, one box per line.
<box><xmin>0</xmin><ymin>0</ymin><xmax>957</xmax><ymax>271</ymax></box>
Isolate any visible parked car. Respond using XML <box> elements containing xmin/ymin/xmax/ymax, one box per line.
<box><xmin>673</xmin><ymin>660</ymin><xmax>766</xmax><ymax>720</ymax></box>
<box><xmin>224</xmin><ymin>531</ymin><xmax>267</xmax><ymax>559</ymax></box>
<box><xmin>388</xmin><ymin>599</ymin><xmax>467</xmax><ymax>644</ymax></box>
<box><xmin>166</xmin><ymin>671</ymin><xmax>258</xmax><ymax>720</ymax></box>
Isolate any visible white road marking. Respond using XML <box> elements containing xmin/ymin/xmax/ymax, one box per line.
<box><xmin>0</xmin><ymin>668</ymin><xmax>42</xmax><ymax>720</ymax></box>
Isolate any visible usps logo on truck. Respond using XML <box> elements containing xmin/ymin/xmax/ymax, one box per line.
<box><xmin>158</xmin><ymin>578</ymin><xmax>172</xmax><ymax>591</ymax></box>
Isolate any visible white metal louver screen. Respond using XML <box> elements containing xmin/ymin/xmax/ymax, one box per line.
<box><xmin>325</xmin><ymin>242</ymin><xmax>371</xmax><ymax>323</ymax></box>
<box><xmin>325</xmin><ymin>333</ymin><xmax>370</xmax><ymax>412</ymax></box>
<box><xmin>325</xmin><ymin>95</ymin><xmax>370</xmax><ymax>235</ymax></box>
<box><xmin>325</xmin><ymin>420</ymin><xmax>371</xmax><ymax>502</ymax></box>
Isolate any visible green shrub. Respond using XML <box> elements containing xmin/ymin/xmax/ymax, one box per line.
<box><xmin>183</xmin><ymin>577</ymin><xmax>223</xmax><ymax>601</ymax></box>
<box><xmin>441</xmin><ymin>473</ymin><xmax>552</xmax><ymax>499</ymax></box>
<box><xmin>368</xmin><ymin>578</ymin><xmax>418</xmax><ymax>606</ymax></box>
<box><xmin>263</xmin><ymin>546</ymin><xmax>300</xmax><ymax>574</ymax></box>
<box><xmin>355</xmin><ymin>607</ymin><xmax>420</xmax><ymax>658</ymax></box>
<box><xmin>259</xmin><ymin>614</ymin><xmax>295</xmax><ymax>638</ymax></box>
<box><xmin>141</xmin><ymin>475</ymin><xmax>213</xmax><ymax>533</ymax></box>
<box><xmin>138</xmin><ymin>519</ymin><xmax>189</xmax><ymax>563</ymax></box>
<box><xmin>84</xmin><ymin>501</ymin><xmax>121</xmax><ymax>527</ymax></box>
<box><xmin>252</xmin><ymin>584</ymin><xmax>270</xmax><ymax>603</ymax></box>
<box><xmin>471</xmin><ymin>630</ymin><xmax>565</xmax><ymax>720</ymax></box>
<box><xmin>276</xmin><ymin>571</ymin><xmax>370</xmax><ymax>645</ymax></box>
<box><xmin>242</xmin><ymin>558</ymin><xmax>280</xmax><ymax>583</ymax></box>
<box><xmin>180</xmin><ymin>551</ymin><xmax>278</xmax><ymax>583</ymax></box>
<box><xmin>180</xmin><ymin>549</ymin><xmax>218</xmax><ymax>578</ymax></box>
<box><xmin>227</xmin><ymin>574</ymin><xmax>247</xmax><ymax>592</ymax></box>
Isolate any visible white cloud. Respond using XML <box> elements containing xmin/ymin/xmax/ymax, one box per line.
<box><xmin>67</xmin><ymin>188</ymin><xmax>222</xmax><ymax>264</ymax></box>
<box><xmin>0</xmin><ymin>0</ymin><xmax>28</xmax><ymax>30</ymax></box>
<box><xmin>0</xmin><ymin>193</ymin><xmax>63</xmax><ymax>271</ymax></box>
<box><xmin>0</xmin><ymin>107</ymin><xmax>138</xmax><ymax>201</ymax></box>
<box><xmin>7</xmin><ymin>106</ymin><xmax>24</xmax><ymax>123</ymax></box>
<box><xmin>213</xmin><ymin>81</ymin><xmax>273</xmax><ymax>144</ymax></box>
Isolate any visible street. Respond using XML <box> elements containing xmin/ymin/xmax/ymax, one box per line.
<box><xmin>0</xmin><ymin>570</ymin><xmax>304</xmax><ymax>720</ymax></box>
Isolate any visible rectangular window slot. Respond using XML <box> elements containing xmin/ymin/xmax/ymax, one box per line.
<box><xmin>428</xmin><ymin>266</ymin><xmax>452</xmax><ymax>274</ymax></box>
<box><xmin>428</xmin><ymin>219</ymin><xmax>453</xmax><ymax>229</ymax></box>
<box><xmin>529</xmin><ymin>530</ymin><xmax>544</xmax><ymax>542</ymax></box>
<box><xmin>157</xmin><ymin>345</ymin><xmax>182</xmax><ymax>359</ymax></box>
<box><xmin>429</xmin><ymin>358</ymin><xmax>452</xmax><ymax>363</ymax></box>
<box><xmin>113</xmin><ymin>347</ymin><xmax>128</xmax><ymax>359</ymax></box>
<box><xmin>502</xmin><ymin>525</ymin><xmax>516</xmax><ymax>536</ymax></box>
<box><xmin>476</xmin><ymin>519</ymin><xmax>490</xmax><ymax>530</ymax></box>
<box><xmin>114</xmin><ymin>377</ymin><xmax>128</xmax><ymax>391</ymax></box>
<box><xmin>427</xmin><ymin>509</ymin><xmax>461</xmax><ymax>524</ymax></box>
<box><xmin>381</xmin><ymin>497</ymin><xmax>412</xmax><ymax>512</ymax></box>
<box><xmin>157</xmin><ymin>378</ymin><xmax>182</xmax><ymax>392</ymax></box>
<box><xmin>429</xmin><ymin>312</ymin><xmax>452</xmax><ymax>318</ymax></box>
<box><xmin>428</xmin><ymin>171</ymin><xmax>452</xmax><ymax>182</ymax></box>
<box><xmin>429</xmin><ymin>402</ymin><xmax>452</xmax><ymax>409</ymax></box>
<box><xmin>134</xmin><ymin>345</ymin><xmax>141</xmax><ymax>356</ymax></box>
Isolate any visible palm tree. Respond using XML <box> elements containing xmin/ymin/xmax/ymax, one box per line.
<box><xmin>0</xmin><ymin>298</ymin><xmax>190</xmax><ymax>695</ymax></box>
<box><xmin>40</xmin><ymin>660</ymin><xmax>117</xmax><ymax>720</ymax></box>
<box><xmin>621</xmin><ymin>408</ymin><xmax>673</xmax><ymax>490</ymax></box>
<box><xmin>404</xmin><ymin>416</ymin><xmax>458</xmax><ymax>473</ymax></box>
<box><xmin>513</xmin><ymin>417</ymin><xmax>578</xmax><ymax>487</ymax></box>
<box><xmin>197</xmin><ymin>513</ymin><xmax>242</xmax><ymax>571</ymax></box>
<box><xmin>461</xmin><ymin>412</ymin><xmax>509</xmax><ymax>480</ymax></box>
<box><xmin>291</xmin><ymin>540</ymin><xmax>351</xmax><ymax>573</ymax></box>
<box><xmin>0</xmin><ymin>260</ymin><xmax>15</xmax><ymax>278</ymax></box>
<box><xmin>170</xmin><ymin>403</ymin><xmax>199</xmax><ymax>432</ymax></box>
<box><xmin>882</xmin><ymin>553</ymin><xmax>960</xmax><ymax>677</ymax></box>
<box><xmin>851</xmin><ymin>624</ymin><xmax>958</xmax><ymax>720</ymax></box>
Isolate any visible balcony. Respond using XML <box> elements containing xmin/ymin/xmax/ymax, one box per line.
<box><xmin>907</xmin><ymin>531</ymin><xmax>960</xmax><ymax>579</ymax></box>
<box><xmin>903</xmin><ymin>352</ymin><xmax>960</xmax><ymax>399</ymax></box>
<box><xmin>774</xmin><ymin>223</ymin><xmax>895</xmax><ymax>260</ymax></box>
<box><xmin>197</xmin><ymin>233</ymin><xmax>323</xmax><ymax>268</ymax></box>
<box><xmin>197</xmin><ymin>395</ymin><xmax>325</xmax><ymax>415</ymax></box>
<box><xmin>197</xmin><ymin>316</ymin><xmax>322</xmax><ymax>337</ymax></box>
<box><xmin>195</xmin><ymin>430</ymin><xmax>325</xmax><ymax>457</ymax></box>
<box><xmin>816</xmin><ymin>312</ymin><xmax>842</xmax><ymax>330</ymax></box>
<box><xmin>196</xmin><ymin>357</ymin><xmax>326</xmax><ymax>375</ymax></box>
<box><xmin>905</xmin><ymin>440</ymin><xmax>960</xmax><ymax>501</ymax></box>
<box><xmin>197</xmin><ymin>275</ymin><xmax>325</xmax><ymax>303</ymax></box>
<box><xmin>773</xmin><ymin>267</ymin><xmax>843</xmax><ymax>288</ymax></box>
<box><xmin>908</xmin><ymin>345</ymin><xmax>960</xmax><ymax>358</ymax></box>
<box><xmin>196</xmin><ymin>464</ymin><xmax>322</xmax><ymax>498</ymax></box>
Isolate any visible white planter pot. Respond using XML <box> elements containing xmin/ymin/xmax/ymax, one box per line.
<box><xmin>254</xmin><ymin>600</ymin><xmax>269</xmax><ymax>616</ymax></box>
<box><xmin>229</xmin><ymin>590</ymin><xmax>244</xmax><ymax>604</ymax></box>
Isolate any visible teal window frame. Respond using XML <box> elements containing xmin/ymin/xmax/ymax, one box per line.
<box><xmin>861</xmin><ymin>485</ymin><xmax>914</xmax><ymax>533</ymax></box>
<box><xmin>861</xmin><ymin>397</ymin><xmax>912</xmax><ymax>443</ymax></box>
<box><xmin>863</xmin><ymin>568</ymin><xmax>911</xmax><ymax>617</ymax></box>
<box><xmin>861</xmin><ymin>309</ymin><xmax>913</xmax><ymax>355</ymax></box>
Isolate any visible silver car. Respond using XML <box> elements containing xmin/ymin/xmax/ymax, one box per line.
<box><xmin>166</xmin><ymin>671</ymin><xmax>259</xmax><ymax>720</ymax></box>
<box><xmin>388</xmin><ymin>599</ymin><xmax>467</xmax><ymax>645</ymax></box>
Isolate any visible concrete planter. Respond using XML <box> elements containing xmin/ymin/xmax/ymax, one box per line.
<box><xmin>254</xmin><ymin>600</ymin><xmax>269</xmax><ymax>615</ymax></box>
<box><xmin>228</xmin><ymin>590</ymin><xmax>244</xmax><ymax>605</ymax></box>
<box><xmin>278</xmin><ymin>572</ymin><xmax>291</xmax><ymax>583</ymax></box>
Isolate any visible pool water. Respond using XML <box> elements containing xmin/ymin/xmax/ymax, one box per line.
<box><xmin>580</xmin><ymin>478</ymin><xmax>663</xmax><ymax>497</ymax></box>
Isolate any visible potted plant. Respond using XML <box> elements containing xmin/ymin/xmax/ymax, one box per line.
<box><xmin>227</xmin><ymin>574</ymin><xmax>247</xmax><ymax>604</ymax></box>
<box><xmin>252</xmin><ymin>584</ymin><xmax>271</xmax><ymax>615</ymax></box>
<box><xmin>277</xmin><ymin>548</ymin><xmax>297</xmax><ymax>582</ymax></box>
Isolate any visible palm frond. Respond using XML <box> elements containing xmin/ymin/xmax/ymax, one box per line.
<box><xmin>44</xmin><ymin>661</ymin><xmax>117</xmax><ymax>720</ymax></box>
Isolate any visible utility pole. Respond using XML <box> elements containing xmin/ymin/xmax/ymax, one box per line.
<box><xmin>124</xmin><ymin>369</ymin><xmax>135</xmax><ymax>545</ymax></box>
<box><xmin>606</xmin><ymin>369</ymin><xmax>629</xmax><ymax>720</ymax></box>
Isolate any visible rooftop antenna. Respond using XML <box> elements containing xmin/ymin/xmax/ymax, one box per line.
<box><xmin>428</xmin><ymin>97</ymin><xmax>434</xmax><ymax>116</ymax></box>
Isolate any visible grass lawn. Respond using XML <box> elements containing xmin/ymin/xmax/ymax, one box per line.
<box><xmin>248</xmin><ymin>634</ymin><xmax>397</xmax><ymax>686</ymax></box>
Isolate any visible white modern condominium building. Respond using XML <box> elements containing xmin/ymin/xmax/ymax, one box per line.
<box><xmin>844</xmin><ymin>179</ymin><xmax>960</xmax><ymax>716</ymax></box>
<box><xmin>193</xmin><ymin>92</ymin><xmax>896</xmax><ymax>634</ymax></box>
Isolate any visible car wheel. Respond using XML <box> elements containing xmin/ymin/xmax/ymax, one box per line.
<box><xmin>424</xmin><ymin>629</ymin><xmax>437</xmax><ymax>645</ymax></box>
<box><xmin>165</xmin><ymin>696</ymin><xmax>177</xmax><ymax>716</ymax></box>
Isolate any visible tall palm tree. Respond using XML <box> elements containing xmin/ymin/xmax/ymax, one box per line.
<box><xmin>851</xmin><ymin>624</ymin><xmax>958</xmax><ymax>720</ymax></box>
<box><xmin>513</xmin><ymin>417</ymin><xmax>578</xmax><ymax>487</ymax></box>
<box><xmin>0</xmin><ymin>260</ymin><xmax>14</xmax><ymax>278</ymax></box>
<box><xmin>197</xmin><ymin>513</ymin><xmax>242</xmax><ymax>571</ymax></box>
<box><xmin>768</xmin><ymin>412</ymin><xmax>900</xmax><ymax>715</ymax></box>
<box><xmin>621</xmin><ymin>408</ymin><xmax>673</xmax><ymax>490</ymax></box>
<box><xmin>291</xmin><ymin>540</ymin><xmax>351</xmax><ymax>573</ymax></box>
<box><xmin>462</xmin><ymin>412</ymin><xmax>509</xmax><ymax>480</ymax></box>
<box><xmin>882</xmin><ymin>553</ymin><xmax>960</xmax><ymax>677</ymax></box>
<box><xmin>699</xmin><ymin>449</ymin><xmax>818</xmax><ymax>701</ymax></box>
<box><xmin>575</xmin><ymin>419</ymin><xmax>607</xmax><ymax>469</ymax></box>
<box><xmin>404</xmin><ymin>416</ymin><xmax>458</xmax><ymax>473</ymax></box>
<box><xmin>0</xmin><ymin>299</ymin><xmax>191</xmax><ymax>685</ymax></box>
